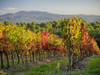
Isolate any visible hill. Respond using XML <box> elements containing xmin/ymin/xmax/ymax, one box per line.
<box><xmin>0</xmin><ymin>11</ymin><xmax>100</xmax><ymax>23</ymax></box>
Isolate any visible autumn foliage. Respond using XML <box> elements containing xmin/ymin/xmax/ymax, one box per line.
<box><xmin>0</xmin><ymin>16</ymin><xmax>100</xmax><ymax>69</ymax></box>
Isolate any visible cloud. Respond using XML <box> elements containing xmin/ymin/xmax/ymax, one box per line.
<box><xmin>0</xmin><ymin>7</ymin><xmax>18</xmax><ymax>15</ymax></box>
<box><xmin>4</xmin><ymin>7</ymin><xmax>17</xmax><ymax>10</ymax></box>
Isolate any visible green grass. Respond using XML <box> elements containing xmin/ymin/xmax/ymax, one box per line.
<box><xmin>84</xmin><ymin>55</ymin><xmax>100</xmax><ymax>75</ymax></box>
<box><xmin>72</xmin><ymin>55</ymin><xmax>100</xmax><ymax>75</ymax></box>
<box><xmin>1</xmin><ymin>57</ymin><xmax>68</xmax><ymax>75</ymax></box>
<box><xmin>4</xmin><ymin>64</ymin><xmax>29</xmax><ymax>75</ymax></box>
<box><xmin>26</xmin><ymin>57</ymin><xmax>68</xmax><ymax>75</ymax></box>
<box><xmin>2</xmin><ymin>55</ymin><xmax>100</xmax><ymax>75</ymax></box>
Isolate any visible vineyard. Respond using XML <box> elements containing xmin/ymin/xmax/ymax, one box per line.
<box><xmin>0</xmin><ymin>16</ymin><xmax>100</xmax><ymax>75</ymax></box>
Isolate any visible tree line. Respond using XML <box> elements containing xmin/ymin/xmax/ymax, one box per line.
<box><xmin>4</xmin><ymin>18</ymin><xmax>100</xmax><ymax>47</ymax></box>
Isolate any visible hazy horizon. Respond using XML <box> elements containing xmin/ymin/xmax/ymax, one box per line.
<box><xmin>1</xmin><ymin>10</ymin><xmax>100</xmax><ymax>16</ymax></box>
<box><xmin>0</xmin><ymin>0</ymin><xmax>100</xmax><ymax>16</ymax></box>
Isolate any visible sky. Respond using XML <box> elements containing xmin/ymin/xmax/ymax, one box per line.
<box><xmin>0</xmin><ymin>0</ymin><xmax>100</xmax><ymax>15</ymax></box>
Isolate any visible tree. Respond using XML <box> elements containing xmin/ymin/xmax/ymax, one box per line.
<box><xmin>4</xmin><ymin>21</ymin><xmax>10</xmax><ymax>26</ymax></box>
<box><xmin>36</xmin><ymin>25</ymin><xmax>41</xmax><ymax>32</ymax></box>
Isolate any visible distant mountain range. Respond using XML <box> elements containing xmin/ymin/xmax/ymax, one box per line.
<box><xmin>0</xmin><ymin>11</ymin><xmax>100</xmax><ymax>23</ymax></box>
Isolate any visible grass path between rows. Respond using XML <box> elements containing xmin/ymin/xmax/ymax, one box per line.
<box><xmin>0</xmin><ymin>55</ymin><xmax>100</xmax><ymax>75</ymax></box>
<box><xmin>84</xmin><ymin>55</ymin><xmax>100</xmax><ymax>75</ymax></box>
<box><xmin>72</xmin><ymin>55</ymin><xmax>100</xmax><ymax>75</ymax></box>
<box><xmin>1</xmin><ymin>57</ymin><xmax>68</xmax><ymax>75</ymax></box>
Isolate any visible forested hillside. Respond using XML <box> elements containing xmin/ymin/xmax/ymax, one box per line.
<box><xmin>0</xmin><ymin>11</ymin><xmax>100</xmax><ymax>23</ymax></box>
